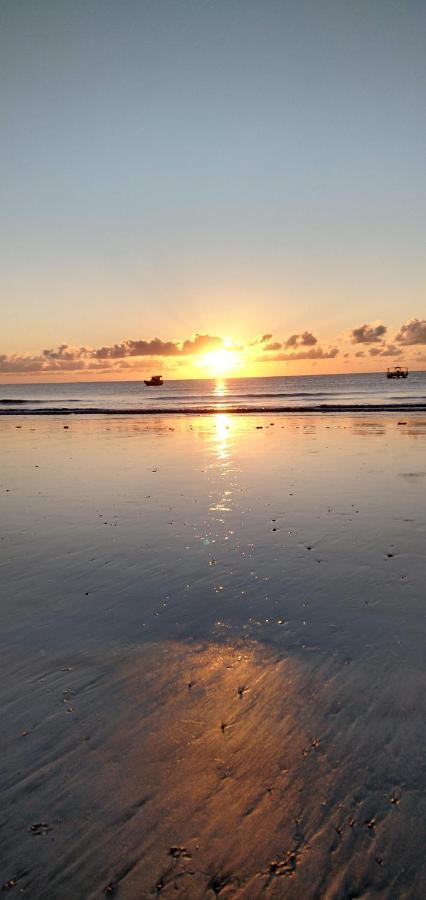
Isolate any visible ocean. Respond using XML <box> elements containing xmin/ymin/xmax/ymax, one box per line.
<box><xmin>1</xmin><ymin>371</ymin><xmax>426</xmax><ymax>414</ymax></box>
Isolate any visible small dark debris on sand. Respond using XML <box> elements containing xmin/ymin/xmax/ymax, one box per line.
<box><xmin>269</xmin><ymin>849</ymin><xmax>298</xmax><ymax>877</ymax></box>
<box><xmin>1</xmin><ymin>879</ymin><xmax>17</xmax><ymax>891</ymax></box>
<box><xmin>208</xmin><ymin>873</ymin><xmax>232</xmax><ymax>895</ymax></box>
<box><xmin>220</xmin><ymin>721</ymin><xmax>233</xmax><ymax>733</ymax></box>
<box><xmin>168</xmin><ymin>846</ymin><xmax>191</xmax><ymax>859</ymax></box>
<box><xmin>30</xmin><ymin>823</ymin><xmax>51</xmax><ymax>835</ymax></box>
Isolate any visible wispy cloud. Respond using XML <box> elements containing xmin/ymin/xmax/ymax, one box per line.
<box><xmin>0</xmin><ymin>354</ymin><xmax>115</xmax><ymax>375</ymax></box>
<box><xmin>263</xmin><ymin>341</ymin><xmax>282</xmax><ymax>351</ymax></box>
<box><xmin>368</xmin><ymin>344</ymin><xmax>402</xmax><ymax>357</ymax></box>
<box><xmin>259</xmin><ymin>346</ymin><xmax>339</xmax><ymax>362</ymax></box>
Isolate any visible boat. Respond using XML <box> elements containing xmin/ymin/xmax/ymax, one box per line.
<box><xmin>144</xmin><ymin>375</ymin><xmax>163</xmax><ymax>386</ymax></box>
<box><xmin>386</xmin><ymin>366</ymin><xmax>408</xmax><ymax>379</ymax></box>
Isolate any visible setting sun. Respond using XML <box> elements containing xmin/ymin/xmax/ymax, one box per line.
<box><xmin>200</xmin><ymin>347</ymin><xmax>240</xmax><ymax>377</ymax></box>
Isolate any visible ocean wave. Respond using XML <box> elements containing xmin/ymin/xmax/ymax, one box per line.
<box><xmin>4</xmin><ymin>390</ymin><xmax>416</xmax><ymax>406</ymax></box>
<box><xmin>0</xmin><ymin>398</ymin><xmax>80</xmax><ymax>405</ymax></box>
<box><xmin>1</xmin><ymin>403</ymin><xmax>426</xmax><ymax>416</ymax></box>
<box><xmin>0</xmin><ymin>398</ymin><xmax>47</xmax><ymax>404</ymax></box>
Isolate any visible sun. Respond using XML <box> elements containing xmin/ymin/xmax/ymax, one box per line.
<box><xmin>201</xmin><ymin>348</ymin><xmax>239</xmax><ymax>377</ymax></box>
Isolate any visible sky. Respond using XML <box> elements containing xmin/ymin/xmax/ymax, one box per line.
<box><xmin>1</xmin><ymin>0</ymin><xmax>425</xmax><ymax>381</ymax></box>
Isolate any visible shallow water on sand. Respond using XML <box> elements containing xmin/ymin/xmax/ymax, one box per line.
<box><xmin>1</xmin><ymin>414</ymin><xmax>426</xmax><ymax>898</ymax></box>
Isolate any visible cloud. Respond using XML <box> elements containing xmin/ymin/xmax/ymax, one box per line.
<box><xmin>259</xmin><ymin>346</ymin><xmax>339</xmax><ymax>362</ymax></box>
<box><xmin>263</xmin><ymin>341</ymin><xmax>282</xmax><ymax>351</ymax></box>
<box><xmin>249</xmin><ymin>333</ymin><xmax>273</xmax><ymax>346</ymax></box>
<box><xmin>285</xmin><ymin>331</ymin><xmax>317</xmax><ymax>348</ymax></box>
<box><xmin>0</xmin><ymin>354</ymin><xmax>44</xmax><ymax>374</ymax></box>
<box><xmin>181</xmin><ymin>334</ymin><xmax>223</xmax><ymax>354</ymax></box>
<box><xmin>0</xmin><ymin>333</ymin><xmax>224</xmax><ymax>375</ymax></box>
<box><xmin>368</xmin><ymin>344</ymin><xmax>402</xmax><ymax>357</ymax></box>
<box><xmin>350</xmin><ymin>323</ymin><xmax>387</xmax><ymax>344</ymax></box>
<box><xmin>94</xmin><ymin>334</ymin><xmax>223</xmax><ymax>360</ymax></box>
<box><xmin>395</xmin><ymin>318</ymin><xmax>426</xmax><ymax>345</ymax></box>
<box><xmin>94</xmin><ymin>339</ymin><xmax>180</xmax><ymax>360</ymax></box>
<box><xmin>0</xmin><ymin>353</ymin><xmax>114</xmax><ymax>375</ymax></box>
<box><xmin>112</xmin><ymin>357</ymin><xmax>172</xmax><ymax>372</ymax></box>
<box><xmin>42</xmin><ymin>344</ymin><xmax>92</xmax><ymax>360</ymax></box>
<box><xmin>355</xmin><ymin>351</ymin><xmax>365</xmax><ymax>358</ymax></box>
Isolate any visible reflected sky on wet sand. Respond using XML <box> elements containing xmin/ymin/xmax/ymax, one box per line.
<box><xmin>1</xmin><ymin>414</ymin><xmax>426</xmax><ymax>897</ymax></box>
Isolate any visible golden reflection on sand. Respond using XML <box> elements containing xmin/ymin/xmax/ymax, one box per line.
<box><xmin>206</xmin><ymin>415</ymin><xmax>236</xmax><ymax>520</ymax></box>
<box><xmin>213</xmin><ymin>412</ymin><xmax>231</xmax><ymax>461</ymax></box>
<box><xmin>96</xmin><ymin>640</ymin><xmax>426</xmax><ymax>897</ymax></box>
<box><xmin>5</xmin><ymin>639</ymin><xmax>316</xmax><ymax>897</ymax></box>
<box><xmin>5</xmin><ymin>636</ymin><xmax>423</xmax><ymax>897</ymax></box>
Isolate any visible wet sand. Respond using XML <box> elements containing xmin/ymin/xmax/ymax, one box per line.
<box><xmin>1</xmin><ymin>414</ymin><xmax>426</xmax><ymax>898</ymax></box>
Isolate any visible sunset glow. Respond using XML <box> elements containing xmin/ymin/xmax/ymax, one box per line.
<box><xmin>199</xmin><ymin>348</ymin><xmax>241</xmax><ymax>377</ymax></box>
<box><xmin>0</xmin><ymin>1</ymin><xmax>425</xmax><ymax>385</ymax></box>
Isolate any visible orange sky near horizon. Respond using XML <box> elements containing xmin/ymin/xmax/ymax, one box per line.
<box><xmin>1</xmin><ymin>320</ymin><xmax>425</xmax><ymax>383</ymax></box>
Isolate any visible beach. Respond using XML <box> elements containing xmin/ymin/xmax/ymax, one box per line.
<box><xmin>1</xmin><ymin>412</ymin><xmax>426</xmax><ymax>898</ymax></box>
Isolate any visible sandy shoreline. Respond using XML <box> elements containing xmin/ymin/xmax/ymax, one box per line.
<box><xmin>1</xmin><ymin>414</ymin><xmax>426</xmax><ymax>897</ymax></box>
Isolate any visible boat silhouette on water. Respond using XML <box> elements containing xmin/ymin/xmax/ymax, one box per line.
<box><xmin>144</xmin><ymin>375</ymin><xmax>163</xmax><ymax>386</ymax></box>
<box><xmin>386</xmin><ymin>366</ymin><xmax>408</xmax><ymax>379</ymax></box>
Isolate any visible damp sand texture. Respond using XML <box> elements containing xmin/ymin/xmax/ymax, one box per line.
<box><xmin>1</xmin><ymin>414</ymin><xmax>426</xmax><ymax>899</ymax></box>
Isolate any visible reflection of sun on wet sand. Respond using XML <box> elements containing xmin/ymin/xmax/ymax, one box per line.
<box><xmin>3</xmin><ymin>638</ymin><xmax>426</xmax><ymax>898</ymax></box>
<box><xmin>1</xmin><ymin>415</ymin><xmax>426</xmax><ymax>897</ymax></box>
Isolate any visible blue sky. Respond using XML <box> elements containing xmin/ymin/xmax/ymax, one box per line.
<box><xmin>1</xmin><ymin>0</ymin><xmax>425</xmax><ymax>377</ymax></box>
